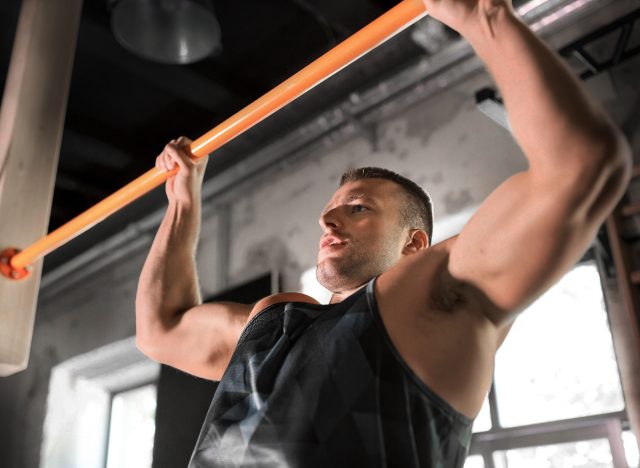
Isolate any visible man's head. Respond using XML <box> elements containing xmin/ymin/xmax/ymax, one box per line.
<box><xmin>316</xmin><ymin>167</ymin><xmax>433</xmax><ymax>293</ymax></box>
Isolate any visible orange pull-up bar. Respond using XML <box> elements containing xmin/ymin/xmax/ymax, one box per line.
<box><xmin>1</xmin><ymin>0</ymin><xmax>428</xmax><ymax>279</ymax></box>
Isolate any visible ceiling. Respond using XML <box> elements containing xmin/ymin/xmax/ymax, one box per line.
<box><xmin>0</xmin><ymin>0</ymin><xmax>638</xmax><ymax>274</ymax></box>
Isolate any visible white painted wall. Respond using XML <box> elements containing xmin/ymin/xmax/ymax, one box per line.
<box><xmin>227</xmin><ymin>72</ymin><xmax>526</xmax><ymax>293</ymax></box>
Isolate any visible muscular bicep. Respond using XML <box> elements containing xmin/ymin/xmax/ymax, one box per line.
<box><xmin>448</xmin><ymin>165</ymin><xmax>625</xmax><ymax>325</ymax></box>
<box><xmin>137</xmin><ymin>302</ymin><xmax>251</xmax><ymax>380</ymax></box>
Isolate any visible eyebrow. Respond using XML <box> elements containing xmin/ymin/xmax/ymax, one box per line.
<box><xmin>345</xmin><ymin>193</ymin><xmax>368</xmax><ymax>203</ymax></box>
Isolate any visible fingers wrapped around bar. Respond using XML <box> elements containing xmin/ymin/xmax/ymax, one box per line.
<box><xmin>156</xmin><ymin>137</ymin><xmax>209</xmax><ymax>206</ymax></box>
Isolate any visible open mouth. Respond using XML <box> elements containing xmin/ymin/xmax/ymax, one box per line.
<box><xmin>320</xmin><ymin>237</ymin><xmax>348</xmax><ymax>250</ymax></box>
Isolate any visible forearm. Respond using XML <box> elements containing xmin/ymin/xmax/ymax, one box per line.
<box><xmin>460</xmin><ymin>2</ymin><xmax>627</xmax><ymax>174</ymax></box>
<box><xmin>136</xmin><ymin>200</ymin><xmax>202</xmax><ymax>338</ymax></box>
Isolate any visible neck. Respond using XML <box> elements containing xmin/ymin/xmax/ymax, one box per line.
<box><xmin>328</xmin><ymin>282</ymin><xmax>367</xmax><ymax>304</ymax></box>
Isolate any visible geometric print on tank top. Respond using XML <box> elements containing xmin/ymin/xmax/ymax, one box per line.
<box><xmin>189</xmin><ymin>278</ymin><xmax>473</xmax><ymax>468</ymax></box>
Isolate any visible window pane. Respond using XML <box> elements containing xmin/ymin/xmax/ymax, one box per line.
<box><xmin>106</xmin><ymin>384</ymin><xmax>157</xmax><ymax>468</ymax></box>
<box><xmin>623</xmin><ymin>431</ymin><xmax>639</xmax><ymax>468</ymax></box>
<box><xmin>493</xmin><ymin>438</ymin><xmax>613</xmax><ymax>468</ymax></box>
<box><xmin>473</xmin><ymin>396</ymin><xmax>492</xmax><ymax>433</ymax></box>
<box><xmin>464</xmin><ymin>454</ymin><xmax>485</xmax><ymax>468</ymax></box>
<box><xmin>494</xmin><ymin>261</ymin><xmax>624</xmax><ymax>427</ymax></box>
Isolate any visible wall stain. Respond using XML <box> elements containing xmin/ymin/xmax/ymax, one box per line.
<box><xmin>415</xmin><ymin>171</ymin><xmax>444</xmax><ymax>192</ymax></box>
<box><xmin>404</xmin><ymin>91</ymin><xmax>468</xmax><ymax>145</ymax></box>
<box><xmin>415</xmin><ymin>175</ymin><xmax>428</xmax><ymax>187</ymax></box>
<box><xmin>443</xmin><ymin>189</ymin><xmax>473</xmax><ymax>214</ymax></box>
<box><xmin>287</xmin><ymin>225</ymin><xmax>301</xmax><ymax>238</ymax></box>
<box><xmin>381</xmin><ymin>138</ymin><xmax>397</xmax><ymax>154</ymax></box>
<box><xmin>234</xmin><ymin>236</ymin><xmax>302</xmax><ymax>292</ymax></box>
<box><xmin>234</xmin><ymin>199</ymin><xmax>256</xmax><ymax>227</ymax></box>
<box><xmin>288</xmin><ymin>184</ymin><xmax>310</xmax><ymax>200</ymax></box>
<box><xmin>429</xmin><ymin>171</ymin><xmax>444</xmax><ymax>185</ymax></box>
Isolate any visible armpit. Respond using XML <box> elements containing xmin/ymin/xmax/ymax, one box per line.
<box><xmin>429</xmin><ymin>259</ymin><xmax>466</xmax><ymax>313</ymax></box>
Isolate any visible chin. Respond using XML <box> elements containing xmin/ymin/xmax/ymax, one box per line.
<box><xmin>315</xmin><ymin>261</ymin><xmax>374</xmax><ymax>293</ymax></box>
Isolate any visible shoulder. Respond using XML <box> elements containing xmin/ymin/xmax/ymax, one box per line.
<box><xmin>373</xmin><ymin>236</ymin><xmax>508</xmax><ymax>418</ymax></box>
<box><xmin>248</xmin><ymin>292</ymin><xmax>320</xmax><ymax>321</ymax></box>
<box><xmin>376</xmin><ymin>235</ymin><xmax>465</xmax><ymax>312</ymax></box>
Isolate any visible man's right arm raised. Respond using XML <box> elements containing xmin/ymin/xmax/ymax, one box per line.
<box><xmin>135</xmin><ymin>137</ymin><xmax>251</xmax><ymax>380</ymax></box>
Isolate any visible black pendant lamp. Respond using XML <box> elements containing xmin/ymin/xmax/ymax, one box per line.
<box><xmin>111</xmin><ymin>0</ymin><xmax>222</xmax><ymax>65</ymax></box>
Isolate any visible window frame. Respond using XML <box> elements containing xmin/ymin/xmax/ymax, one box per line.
<box><xmin>467</xmin><ymin>251</ymin><xmax>633</xmax><ymax>468</ymax></box>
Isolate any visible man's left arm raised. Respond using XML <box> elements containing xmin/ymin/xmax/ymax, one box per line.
<box><xmin>430</xmin><ymin>0</ymin><xmax>632</xmax><ymax>325</ymax></box>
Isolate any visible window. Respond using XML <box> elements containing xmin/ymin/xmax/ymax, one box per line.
<box><xmin>622</xmin><ymin>431</ymin><xmax>639</xmax><ymax>467</ymax></box>
<box><xmin>467</xmin><ymin>259</ymin><xmax>637</xmax><ymax>467</ymax></box>
<box><xmin>40</xmin><ymin>337</ymin><xmax>160</xmax><ymax>468</ymax></box>
<box><xmin>465</xmin><ymin>454</ymin><xmax>486</xmax><ymax>468</ymax></box>
<box><xmin>494</xmin><ymin>261</ymin><xmax>624</xmax><ymax>426</ymax></box>
<box><xmin>493</xmin><ymin>439</ymin><xmax>614</xmax><ymax>468</ymax></box>
<box><xmin>105</xmin><ymin>384</ymin><xmax>157</xmax><ymax>468</ymax></box>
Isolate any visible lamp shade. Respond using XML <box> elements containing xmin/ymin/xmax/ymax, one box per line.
<box><xmin>111</xmin><ymin>0</ymin><xmax>221</xmax><ymax>65</ymax></box>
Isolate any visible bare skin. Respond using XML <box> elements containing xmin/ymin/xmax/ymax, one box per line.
<box><xmin>136</xmin><ymin>0</ymin><xmax>631</xmax><ymax>419</ymax></box>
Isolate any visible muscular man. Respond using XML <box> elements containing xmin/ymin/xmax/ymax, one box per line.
<box><xmin>136</xmin><ymin>0</ymin><xmax>632</xmax><ymax>466</ymax></box>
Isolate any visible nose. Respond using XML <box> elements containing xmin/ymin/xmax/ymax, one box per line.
<box><xmin>319</xmin><ymin>206</ymin><xmax>341</xmax><ymax>232</ymax></box>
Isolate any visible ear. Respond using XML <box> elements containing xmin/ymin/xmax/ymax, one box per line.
<box><xmin>402</xmin><ymin>229</ymin><xmax>429</xmax><ymax>255</ymax></box>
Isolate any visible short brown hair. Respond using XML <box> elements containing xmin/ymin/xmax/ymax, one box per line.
<box><xmin>340</xmin><ymin>167</ymin><xmax>433</xmax><ymax>243</ymax></box>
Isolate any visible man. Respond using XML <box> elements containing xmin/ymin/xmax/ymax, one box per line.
<box><xmin>136</xmin><ymin>0</ymin><xmax>632</xmax><ymax>466</ymax></box>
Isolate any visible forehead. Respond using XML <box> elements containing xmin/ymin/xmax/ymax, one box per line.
<box><xmin>323</xmin><ymin>178</ymin><xmax>403</xmax><ymax>211</ymax></box>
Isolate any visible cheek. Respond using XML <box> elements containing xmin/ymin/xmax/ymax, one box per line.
<box><xmin>380</xmin><ymin>226</ymin><xmax>406</xmax><ymax>253</ymax></box>
<box><xmin>363</xmin><ymin>224</ymin><xmax>398</xmax><ymax>249</ymax></box>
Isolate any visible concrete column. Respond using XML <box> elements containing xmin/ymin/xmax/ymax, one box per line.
<box><xmin>0</xmin><ymin>0</ymin><xmax>83</xmax><ymax>376</ymax></box>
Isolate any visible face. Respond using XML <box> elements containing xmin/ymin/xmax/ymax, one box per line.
<box><xmin>316</xmin><ymin>179</ymin><xmax>411</xmax><ymax>293</ymax></box>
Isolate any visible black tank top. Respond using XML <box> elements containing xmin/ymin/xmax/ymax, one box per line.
<box><xmin>189</xmin><ymin>278</ymin><xmax>473</xmax><ymax>468</ymax></box>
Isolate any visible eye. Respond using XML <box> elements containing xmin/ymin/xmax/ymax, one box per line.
<box><xmin>350</xmin><ymin>204</ymin><xmax>369</xmax><ymax>214</ymax></box>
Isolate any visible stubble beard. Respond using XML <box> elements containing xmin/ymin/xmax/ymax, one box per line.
<box><xmin>316</xmin><ymin>240</ymin><xmax>398</xmax><ymax>293</ymax></box>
